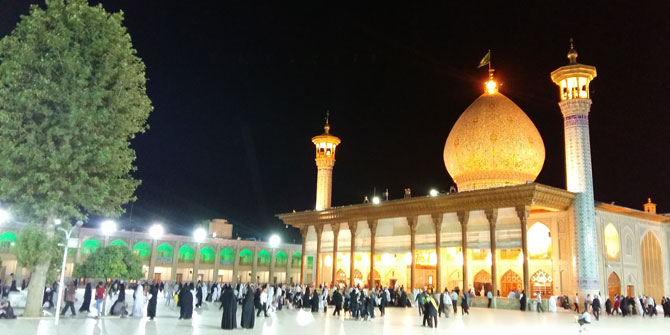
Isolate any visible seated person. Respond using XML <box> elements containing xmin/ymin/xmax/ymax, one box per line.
<box><xmin>0</xmin><ymin>298</ymin><xmax>16</xmax><ymax>319</ymax></box>
<box><xmin>109</xmin><ymin>299</ymin><xmax>129</xmax><ymax>317</ymax></box>
<box><xmin>577</xmin><ymin>310</ymin><xmax>591</xmax><ymax>334</ymax></box>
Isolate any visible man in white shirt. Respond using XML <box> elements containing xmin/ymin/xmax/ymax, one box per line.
<box><xmin>574</xmin><ymin>293</ymin><xmax>580</xmax><ymax>313</ymax></box>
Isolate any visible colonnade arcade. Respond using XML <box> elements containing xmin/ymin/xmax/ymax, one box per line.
<box><xmin>63</xmin><ymin>229</ymin><xmax>304</xmax><ymax>285</ymax></box>
<box><xmin>279</xmin><ymin>183</ymin><xmax>576</xmax><ymax>299</ymax></box>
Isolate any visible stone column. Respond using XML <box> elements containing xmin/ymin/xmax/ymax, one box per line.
<box><xmin>233</xmin><ymin>246</ymin><xmax>240</xmax><ymax>284</ymax></box>
<box><xmin>457</xmin><ymin>211</ymin><xmax>470</xmax><ymax>292</ymax></box>
<box><xmin>408</xmin><ymin>216</ymin><xmax>418</xmax><ymax>290</ymax></box>
<box><xmin>193</xmin><ymin>244</ymin><xmax>201</xmax><ymax>282</ymax></box>
<box><xmin>284</xmin><ymin>250</ymin><xmax>293</xmax><ymax>284</ymax></box>
<box><xmin>300</xmin><ymin>228</ymin><xmax>307</xmax><ymax>285</ymax></box>
<box><xmin>251</xmin><ymin>246</ymin><xmax>258</xmax><ymax>284</ymax></box>
<box><xmin>213</xmin><ymin>245</ymin><xmax>221</xmax><ymax>283</ymax></box>
<box><xmin>148</xmin><ymin>239</ymin><xmax>157</xmax><ymax>283</ymax></box>
<box><xmin>349</xmin><ymin>221</ymin><xmax>358</xmax><ymax>287</ymax></box>
<box><xmin>432</xmin><ymin>213</ymin><xmax>443</xmax><ymax>291</ymax></box>
<box><xmin>75</xmin><ymin>237</ymin><xmax>83</xmax><ymax>264</ymax></box>
<box><xmin>369</xmin><ymin>219</ymin><xmax>378</xmax><ymax>289</ymax></box>
<box><xmin>171</xmin><ymin>242</ymin><xmax>180</xmax><ymax>282</ymax></box>
<box><xmin>331</xmin><ymin>223</ymin><xmax>340</xmax><ymax>287</ymax></box>
<box><xmin>485</xmin><ymin>209</ymin><xmax>499</xmax><ymax>307</ymax></box>
<box><xmin>516</xmin><ymin>205</ymin><xmax>530</xmax><ymax>311</ymax></box>
<box><xmin>315</xmin><ymin>225</ymin><xmax>323</xmax><ymax>286</ymax></box>
<box><xmin>269</xmin><ymin>248</ymin><xmax>276</xmax><ymax>284</ymax></box>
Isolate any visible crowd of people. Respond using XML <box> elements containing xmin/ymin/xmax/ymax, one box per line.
<box><xmin>4</xmin><ymin>272</ymin><xmax>670</xmax><ymax>329</ymax></box>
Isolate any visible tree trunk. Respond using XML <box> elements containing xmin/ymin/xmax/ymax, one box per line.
<box><xmin>23</xmin><ymin>258</ymin><xmax>49</xmax><ymax>317</ymax></box>
<box><xmin>23</xmin><ymin>217</ymin><xmax>55</xmax><ymax>317</ymax></box>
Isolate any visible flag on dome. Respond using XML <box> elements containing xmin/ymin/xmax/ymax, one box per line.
<box><xmin>478</xmin><ymin>50</ymin><xmax>490</xmax><ymax>68</ymax></box>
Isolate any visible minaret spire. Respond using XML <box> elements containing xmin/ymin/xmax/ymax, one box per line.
<box><xmin>551</xmin><ymin>39</ymin><xmax>599</xmax><ymax>294</ymax></box>
<box><xmin>312</xmin><ymin>114</ymin><xmax>341</xmax><ymax>211</ymax></box>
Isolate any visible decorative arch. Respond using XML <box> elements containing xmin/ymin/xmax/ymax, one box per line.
<box><xmin>257</xmin><ymin>249</ymin><xmax>271</xmax><ymax>266</ymax></box>
<box><xmin>353</xmin><ymin>269</ymin><xmax>363</xmax><ymax>280</ymax></box>
<box><xmin>109</xmin><ymin>239</ymin><xmax>127</xmax><ymax>248</ymax></box>
<box><xmin>604</xmin><ymin>224</ymin><xmax>620</xmax><ymax>260</ymax></box>
<box><xmin>156</xmin><ymin>243</ymin><xmax>174</xmax><ymax>260</ymax></box>
<box><xmin>367</xmin><ymin>269</ymin><xmax>381</xmax><ymax>281</ymax></box>
<box><xmin>336</xmin><ymin>269</ymin><xmax>347</xmax><ymax>283</ymax></box>
<box><xmin>528</xmin><ymin>222</ymin><xmax>551</xmax><ymax>259</ymax></box>
<box><xmin>133</xmin><ymin>241</ymin><xmax>151</xmax><ymax>260</ymax></box>
<box><xmin>500</xmin><ymin>270</ymin><xmax>522</xmax><ymax>298</ymax></box>
<box><xmin>624</xmin><ymin>233</ymin><xmax>633</xmax><ymax>256</ymax></box>
<box><xmin>239</xmin><ymin>248</ymin><xmax>253</xmax><ymax>265</ymax></box>
<box><xmin>0</xmin><ymin>231</ymin><xmax>18</xmax><ymax>249</ymax></box>
<box><xmin>641</xmin><ymin>232</ymin><xmax>664</xmax><ymax>299</ymax></box>
<box><xmin>82</xmin><ymin>238</ymin><xmax>101</xmax><ymax>256</ymax></box>
<box><xmin>473</xmin><ymin>270</ymin><xmax>491</xmax><ymax>295</ymax></box>
<box><xmin>530</xmin><ymin>269</ymin><xmax>553</xmax><ymax>298</ymax></box>
<box><xmin>178</xmin><ymin>245</ymin><xmax>196</xmax><ymax>263</ymax></box>
<box><xmin>291</xmin><ymin>252</ymin><xmax>302</xmax><ymax>267</ymax></box>
<box><xmin>275</xmin><ymin>251</ymin><xmax>287</xmax><ymax>266</ymax></box>
<box><xmin>199</xmin><ymin>246</ymin><xmax>215</xmax><ymax>264</ymax></box>
<box><xmin>607</xmin><ymin>272</ymin><xmax>621</xmax><ymax>301</ymax></box>
<box><xmin>220</xmin><ymin>248</ymin><xmax>234</xmax><ymax>265</ymax></box>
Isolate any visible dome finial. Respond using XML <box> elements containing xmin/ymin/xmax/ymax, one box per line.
<box><xmin>324</xmin><ymin>110</ymin><xmax>330</xmax><ymax>134</ymax></box>
<box><xmin>567</xmin><ymin>38</ymin><xmax>578</xmax><ymax>64</ymax></box>
<box><xmin>478</xmin><ymin>49</ymin><xmax>497</xmax><ymax>94</ymax></box>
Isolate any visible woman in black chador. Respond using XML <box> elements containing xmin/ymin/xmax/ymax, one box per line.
<box><xmin>221</xmin><ymin>285</ymin><xmax>237</xmax><ymax>329</ymax></box>
<box><xmin>519</xmin><ymin>290</ymin><xmax>527</xmax><ymax>311</ymax></box>
<box><xmin>179</xmin><ymin>283</ymin><xmax>194</xmax><ymax>320</ymax></box>
<box><xmin>310</xmin><ymin>290</ymin><xmax>319</xmax><ymax>312</ymax></box>
<box><xmin>147</xmin><ymin>284</ymin><xmax>158</xmax><ymax>320</ymax></box>
<box><xmin>78</xmin><ymin>282</ymin><xmax>92</xmax><ymax>312</ymax></box>
<box><xmin>240</xmin><ymin>285</ymin><xmax>255</xmax><ymax>329</ymax></box>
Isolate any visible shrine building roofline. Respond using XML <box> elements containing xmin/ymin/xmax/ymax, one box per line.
<box><xmin>277</xmin><ymin>183</ymin><xmax>575</xmax><ymax>228</ymax></box>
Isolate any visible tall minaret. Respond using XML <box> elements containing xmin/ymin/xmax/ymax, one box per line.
<box><xmin>551</xmin><ymin>39</ymin><xmax>599</xmax><ymax>292</ymax></box>
<box><xmin>311</xmin><ymin>114</ymin><xmax>341</xmax><ymax>211</ymax></box>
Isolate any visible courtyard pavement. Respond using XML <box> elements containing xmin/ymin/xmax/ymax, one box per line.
<box><xmin>3</xmin><ymin>290</ymin><xmax>669</xmax><ymax>335</ymax></box>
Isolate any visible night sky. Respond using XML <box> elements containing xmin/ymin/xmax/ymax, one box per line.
<box><xmin>1</xmin><ymin>1</ymin><xmax>669</xmax><ymax>243</ymax></box>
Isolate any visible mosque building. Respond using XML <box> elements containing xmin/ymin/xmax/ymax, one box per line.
<box><xmin>277</xmin><ymin>43</ymin><xmax>670</xmax><ymax>306</ymax></box>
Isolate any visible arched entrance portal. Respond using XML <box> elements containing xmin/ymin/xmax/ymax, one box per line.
<box><xmin>641</xmin><ymin>232</ymin><xmax>664</xmax><ymax>299</ymax></box>
<box><xmin>530</xmin><ymin>270</ymin><xmax>553</xmax><ymax>298</ymax></box>
<box><xmin>500</xmin><ymin>270</ymin><xmax>522</xmax><ymax>298</ymax></box>
<box><xmin>367</xmin><ymin>270</ymin><xmax>381</xmax><ymax>288</ymax></box>
<box><xmin>607</xmin><ymin>272</ymin><xmax>621</xmax><ymax>301</ymax></box>
<box><xmin>473</xmin><ymin>270</ymin><xmax>491</xmax><ymax>296</ymax></box>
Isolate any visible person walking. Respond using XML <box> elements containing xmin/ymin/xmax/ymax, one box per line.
<box><xmin>78</xmin><ymin>282</ymin><xmax>92</xmax><ymax>313</ymax></box>
<box><xmin>591</xmin><ymin>295</ymin><xmax>601</xmax><ymax>320</ymax></box>
<box><xmin>450</xmin><ymin>289</ymin><xmax>458</xmax><ymax>314</ymax></box>
<box><xmin>60</xmin><ymin>282</ymin><xmax>77</xmax><ymax>317</ymax></box>
<box><xmin>95</xmin><ymin>282</ymin><xmax>105</xmax><ymax>319</ymax></box>
<box><xmin>332</xmin><ymin>287</ymin><xmax>343</xmax><ymax>316</ymax></box>
<box><xmin>536</xmin><ymin>293</ymin><xmax>543</xmax><ymax>313</ymax></box>
<box><xmin>147</xmin><ymin>283</ymin><xmax>158</xmax><ymax>320</ymax></box>
<box><xmin>574</xmin><ymin>293</ymin><xmax>580</xmax><ymax>313</ymax></box>
<box><xmin>460</xmin><ymin>292</ymin><xmax>469</xmax><ymax>315</ymax></box>
<box><xmin>487</xmin><ymin>290</ymin><xmax>493</xmax><ymax>308</ymax></box>
<box><xmin>423</xmin><ymin>293</ymin><xmax>438</xmax><ymax>328</ymax></box>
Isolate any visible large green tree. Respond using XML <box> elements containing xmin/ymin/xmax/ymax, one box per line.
<box><xmin>0</xmin><ymin>0</ymin><xmax>152</xmax><ymax>316</ymax></box>
<box><xmin>74</xmin><ymin>245</ymin><xmax>143</xmax><ymax>315</ymax></box>
<box><xmin>74</xmin><ymin>245</ymin><xmax>143</xmax><ymax>280</ymax></box>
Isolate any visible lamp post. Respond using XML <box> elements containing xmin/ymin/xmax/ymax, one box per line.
<box><xmin>269</xmin><ymin>235</ymin><xmax>280</xmax><ymax>284</ymax></box>
<box><xmin>0</xmin><ymin>209</ymin><xmax>10</xmax><ymax>225</ymax></box>
<box><xmin>54</xmin><ymin>219</ymin><xmax>83</xmax><ymax>325</ymax></box>
<box><xmin>148</xmin><ymin>224</ymin><xmax>164</xmax><ymax>282</ymax></box>
<box><xmin>194</xmin><ymin>227</ymin><xmax>206</xmax><ymax>282</ymax></box>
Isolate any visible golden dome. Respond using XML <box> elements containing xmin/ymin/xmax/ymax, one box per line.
<box><xmin>444</xmin><ymin>91</ymin><xmax>545</xmax><ymax>191</ymax></box>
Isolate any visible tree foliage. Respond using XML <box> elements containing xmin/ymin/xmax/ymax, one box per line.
<box><xmin>0</xmin><ymin>0</ymin><xmax>152</xmax><ymax>224</ymax></box>
<box><xmin>0</xmin><ymin>0</ymin><xmax>152</xmax><ymax>316</ymax></box>
<box><xmin>74</xmin><ymin>245</ymin><xmax>143</xmax><ymax>280</ymax></box>
<box><xmin>15</xmin><ymin>226</ymin><xmax>63</xmax><ymax>282</ymax></box>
